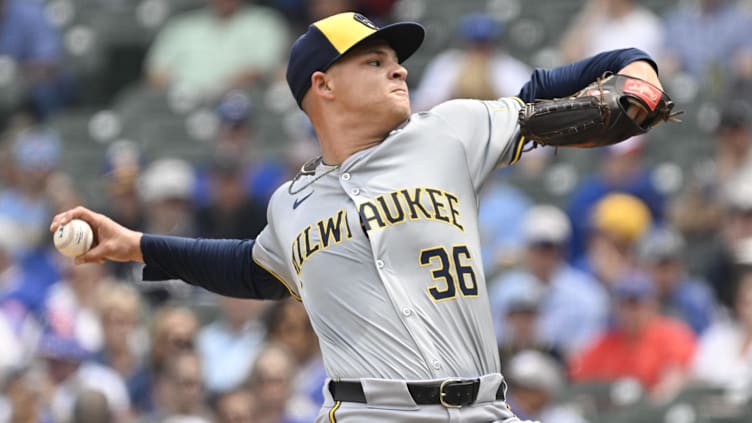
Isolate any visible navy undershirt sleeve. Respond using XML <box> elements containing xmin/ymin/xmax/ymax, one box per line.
<box><xmin>517</xmin><ymin>48</ymin><xmax>657</xmax><ymax>103</ymax></box>
<box><xmin>140</xmin><ymin>234</ymin><xmax>290</xmax><ymax>300</ymax></box>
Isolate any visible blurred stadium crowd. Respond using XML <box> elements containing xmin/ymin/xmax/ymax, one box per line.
<box><xmin>1</xmin><ymin>0</ymin><xmax>752</xmax><ymax>422</ymax></box>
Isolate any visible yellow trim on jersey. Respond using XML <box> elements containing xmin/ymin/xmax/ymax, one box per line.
<box><xmin>329</xmin><ymin>401</ymin><xmax>341</xmax><ymax>422</ymax></box>
<box><xmin>510</xmin><ymin>96</ymin><xmax>527</xmax><ymax>165</ymax></box>
<box><xmin>252</xmin><ymin>256</ymin><xmax>302</xmax><ymax>302</ymax></box>
<box><xmin>314</xmin><ymin>12</ymin><xmax>376</xmax><ymax>54</ymax></box>
<box><xmin>510</xmin><ymin>135</ymin><xmax>526</xmax><ymax>165</ymax></box>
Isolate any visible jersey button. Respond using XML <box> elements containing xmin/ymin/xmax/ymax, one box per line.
<box><xmin>401</xmin><ymin>307</ymin><xmax>412</xmax><ymax>316</ymax></box>
<box><xmin>351</xmin><ymin>188</ymin><xmax>360</xmax><ymax>196</ymax></box>
<box><xmin>342</xmin><ymin>173</ymin><xmax>351</xmax><ymax>181</ymax></box>
<box><xmin>432</xmin><ymin>360</ymin><xmax>442</xmax><ymax>370</ymax></box>
<box><xmin>375</xmin><ymin>259</ymin><xmax>384</xmax><ymax>269</ymax></box>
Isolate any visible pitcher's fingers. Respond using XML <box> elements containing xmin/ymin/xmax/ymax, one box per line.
<box><xmin>627</xmin><ymin>105</ymin><xmax>648</xmax><ymax>124</ymax></box>
<box><xmin>50</xmin><ymin>206</ymin><xmax>98</xmax><ymax>232</ymax></box>
<box><xmin>625</xmin><ymin>98</ymin><xmax>649</xmax><ymax>125</ymax></box>
<box><xmin>74</xmin><ymin>240</ymin><xmax>110</xmax><ymax>265</ymax></box>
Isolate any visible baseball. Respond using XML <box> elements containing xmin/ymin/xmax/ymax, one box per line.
<box><xmin>54</xmin><ymin>219</ymin><xmax>94</xmax><ymax>258</ymax></box>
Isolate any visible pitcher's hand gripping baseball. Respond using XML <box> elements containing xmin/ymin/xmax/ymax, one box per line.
<box><xmin>50</xmin><ymin>206</ymin><xmax>143</xmax><ymax>265</ymax></box>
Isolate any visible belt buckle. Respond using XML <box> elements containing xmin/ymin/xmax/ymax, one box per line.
<box><xmin>439</xmin><ymin>378</ymin><xmax>464</xmax><ymax>408</ymax></box>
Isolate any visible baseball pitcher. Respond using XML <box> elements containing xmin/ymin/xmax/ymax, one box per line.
<box><xmin>51</xmin><ymin>11</ymin><xmax>676</xmax><ymax>423</ymax></box>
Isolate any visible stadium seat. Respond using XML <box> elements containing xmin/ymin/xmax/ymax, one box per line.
<box><xmin>49</xmin><ymin>109</ymin><xmax>112</xmax><ymax>202</ymax></box>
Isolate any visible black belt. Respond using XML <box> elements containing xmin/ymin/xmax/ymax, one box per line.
<box><xmin>329</xmin><ymin>378</ymin><xmax>506</xmax><ymax>408</ymax></box>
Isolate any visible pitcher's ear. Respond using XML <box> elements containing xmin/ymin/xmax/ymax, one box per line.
<box><xmin>310</xmin><ymin>71</ymin><xmax>335</xmax><ymax>101</ymax></box>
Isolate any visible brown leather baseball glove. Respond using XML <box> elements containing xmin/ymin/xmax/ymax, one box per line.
<box><xmin>518</xmin><ymin>73</ymin><xmax>681</xmax><ymax>148</ymax></box>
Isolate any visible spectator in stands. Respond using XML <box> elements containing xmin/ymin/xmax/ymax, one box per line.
<box><xmin>637</xmin><ymin>227</ymin><xmax>717</xmax><ymax>334</ymax></box>
<box><xmin>692</xmin><ymin>250</ymin><xmax>752</xmax><ymax>395</ymax></box>
<box><xmin>567</xmin><ymin>136</ymin><xmax>664</xmax><ymax>262</ymax></box>
<box><xmin>211</xmin><ymin>386</ymin><xmax>255</xmax><ymax>423</ymax></box>
<box><xmin>662</xmin><ymin>0</ymin><xmax>752</xmax><ymax>87</ymax></box>
<box><xmin>0</xmin><ymin>366</ymin><xmax>53</xmax><ymax>423</ymax></box>
<box><xmin>726</xmin><ymin>53</ymin><xmax>752</xmax><ymax>104</ymax></box>
<box><xmin>560</xmin><ymin>0</ymin><xmax>664</xmax><ymax>62</ymax></box>
<box><xmin>266</xmin><ymin>0</ymin><xmax>394</xmax><ymax>33</ymax></box>
<box><xmin>0</xmin><ymin>128</ymin><xmax>61</xmax><ymax>255</ymax></box>
<box><xmin>710</xmin><ymin>104</ymin><xmax>752</xmax><ymax>191</ymax></box>
<box><xmin>44</xmin><ymin>262</ymin><xmax>107</xmax><ymax>352</ymax></box>
<box><xmin>569</xmin><ymin>273</ymin><xmax>696</xmax><ymax>401</ymax></box>
<box><xmin>355</xmin><ymin>0</ymin><xmax>395</xmax><ymax>23</ymax></box>
<box><xmin>195</xmin><ymin>153</ymin><xmax>268</xmax><ymax>240</ymax></box>
<box><xmin>197</xmin><ymin>296</ymin><xmax>268</xmax><ymax>393</ymax></box>
<box><xmin>495</xmin><ymin>282</ymin><xmax>563</xmax><ymax>372</ymax></box>
<box><xmin>490</xmin><ymin>205</ymin><xmax>609</xmax><ymax>357</ymax></box>
<box><xmin>0</xmin><ymin>308</ymin><xmax>22</xmax><ymax>372</ymax></box>
<box><xmin>0</xmin><ymin>128</ymin><xmax>62</xmax><ymax>334</ymax></box>
<box><xmin>70</xmin><ymin>389</ymin><xmax>112</xmax><ymax>423</ymax></box>
<box><xmin>102</xmin><ymin>140</ymin><xmax>145</xmax><ymax>233</ymax></box>
<box><xmin>577</xmin><ymin>193</ymin><xmax>653</xmax><ymax>289</ymax></box>
<box><xmin>194</xmin><ymin>91</ymin><xmax>287</xmax><ymax>207</ymax></box>
<box><xmin>704</xmin><ymin>172</ymin><xmax>752</xmax><ymax>309</ymax></box>
<box><xmin>101</xmin><ymin>140</ymin><xmax>146</xmax><ymax>282</ymax></box>
<box><xmin>139</xmin><ymin>158</ymin><xmax>197</xmax><ymax>238</ymax></box>
<box><xmin>45</xmin><ymin>172</ymin><xmax>85</xmax><ymax>218</ymax></box>
<box><xmin>138</xmin><ymin>158</ymin><xmax>199</xmax><ymax>302</ymax></box>
<box><xmin>670</xmin><ymin>103</ymin><xmax>752</xmax><ymax>237</ymax></box>
<box><xmin>145</xmin><ymin>0</ymin><xmax>289</xmax><ymax>98</ymax></box>
<box><xmin>0</xmin><ymin>0</ymin><xmax>72</xmax><ymax>121</ymax></box>
<box><xmin>133</xmin><ymin>306</ymin><xmax>199</xmax><ymax>416</ymax></box>
<box><xmin>213</xmin><ymin>91</ymin><xmax>257</xmax><ymax>158</ymax></box>
<box><xmin>411</xmin><ymin>12</ymin><xmax>531</xmax><ymax>112</ymax></box>
<box><xmin>506</xmin><ymin>350</ymin><xmax>588</xmax><ymax>423</ymax></box>
<box><xmin>477</xmin><ymin>175</ymin><xmax>532</xmax><ymax>277</ymax></box>
<box><xmin>0</xmin><ymin>216</ymin><xmax>24</xmax><ymax>295</ymax></box>
<box><xmin>150</xmin><ymin>306</ymin><xmax>199</xmax><ymax>374</ymax></box>
<box><xmin>307</xmin><ymin>0</ymin><xmax>355</xmax><ymax>22</ymax></box>
<box><xmin>263</xmin><ymin>299</ymin><xmax>324</xmax><ymax>422</ymax></box>
<box><xmin>149</xmin><ymin>350</ymin><xmax>212</xmax><ymax>423</ymax></box>
<box><xmin>94</xmin><ymin>282</ymin><xmax>151</xmax><ymax>417</ymax></box>
<box><xmin>245</xmin><ymin>343</ymin><xmax>300</xmax><ymax>423</ymax></box>
<box><xmin>0</xmin><ymin>220</ymin><xmax>26</xmax><ymax>367</ymax></box>
<box><xmin>39</xmin><ymin>333</ymin><xmax>132</xmax><ymax>423</ymax></box>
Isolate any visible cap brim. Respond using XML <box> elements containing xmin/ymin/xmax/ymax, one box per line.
<box><xmin>333</xmin><ymin>21</ymin><xmax>425</xmax><ymax>67</ymax></box>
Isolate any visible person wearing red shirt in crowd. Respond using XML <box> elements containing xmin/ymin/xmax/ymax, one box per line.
<box><xmin>568</xmin><ymin>273</ymin><xmax>696</xmax><ymax>400</ymax></box>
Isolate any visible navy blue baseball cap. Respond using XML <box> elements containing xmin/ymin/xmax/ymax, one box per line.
<box><xmin>458</xmin><ymin>12</ymin><xmax>503</xmax><ymax>43</ymax></box>
<box><xmin>286</xmin><ymin>12</ymin><xmax>425</xmax><ymax>108</ymax></box>
<box><xmin>614</xmin><ymin>273</ymin><xmax>656</xmax><ymax>301</ymax></box>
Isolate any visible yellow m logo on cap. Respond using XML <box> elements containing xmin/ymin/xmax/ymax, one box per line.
<box><xmin>313</xmin><ymin>12</ymin><xmax>379</xmax><ymax>54</ymax></box>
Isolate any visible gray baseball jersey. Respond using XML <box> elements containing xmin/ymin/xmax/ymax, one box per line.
<box><xmin>253</xmin><ymin>97</ymin><xmax>525</xmax><ymax>383</ymax></box>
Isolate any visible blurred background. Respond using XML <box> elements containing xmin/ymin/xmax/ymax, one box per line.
<box><xmin>1</xmin><ymin>0</ymin><xmax>752</xmax><ymax>422</ymax></box>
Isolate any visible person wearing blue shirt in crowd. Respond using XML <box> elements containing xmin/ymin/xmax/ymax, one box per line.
<box><xmin>566</xmin><ymin>136</ymin><xmax>664</xmax><ymax>262</ymax></box>
<box><xmin>490</xmin><ymin>205</ymin><xmax>609</xmax><ymax>357</ymax></box>
<box><xmin>0</xmin><ymin>130</ymin><xmax>62</xmax><ymax>323</ymax></box>
<box><xmin>478</xmin><ymin>171</ymin><xmax>532</xmax><ymax>277</ymax></box>
<box><xmin>194</xmin><ymin>91</ymin><xmax>288</xmax><ymax>208</ymax></box>
<box><xmin>638</xmin><ymin>227</ymin><xmax>717</xmax><ymax>334</ymax></box>
<box><xmin>0</xmin><ymin>0</ymin><xmax>73</xmax><ymax>119</ymax></box>
<box><xmin>662</xmin><ymin>0</ymin><xmax>752</xmax><ymax>84</ymax></box>
<box><xmin>196</xmin><ymin>297</ymin><xmax>268</xmax><ymax>393</ymax></box>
